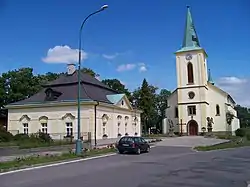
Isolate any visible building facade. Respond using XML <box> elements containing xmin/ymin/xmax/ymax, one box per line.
<box><xmin>163</xmin><ymin>6</ymin><xmax>240</xmax><ymax>135</ymax></box>
<box><xmin>6</xmin><ymin>64</ymin><xmax>142</xmax><ymax>141</ymax></box>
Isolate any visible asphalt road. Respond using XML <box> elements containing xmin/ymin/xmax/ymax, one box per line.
<box><xmin>1</xmin><ymin>146</ymin><xmax>250</xmax><ymax>187</ymax></box>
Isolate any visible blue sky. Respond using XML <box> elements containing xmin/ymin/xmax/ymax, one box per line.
<box><xmin>1</xmin><ymin>0</ymin><xmax>250</xmax><ymax>105</ymax></box>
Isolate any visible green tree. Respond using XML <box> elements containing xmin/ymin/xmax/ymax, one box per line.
<box><xmin>235</xmin><ymin>105</ymin><xmax>250</xmax><ymax>128</ymax></box>
<box><xmin>0</xmin><ymin>76</ymin><xmax>5</xmax><ymax>108</ymax></box>
<box><xmin>81</xmin><ymin>67</ymin><xmax>97</xmax><ymax>77</ymax></box>
<box><xmin>1</xmin><ymin>68</ymin><xmax>39</xmax><ymax>105</ymax></box>
<box><xmin>102</xmin><ymin>79</ymin><xmax>131</xmax><ymax>100</ymax></box>
<box><xmin>155</xmin><ymin>89</ymin><xmax>171</xmax><ymax>132</ymax></box>
<box><xmin>0</xmin><ymin>68</ymin><xmax>61</xmax><ymax>108</ymax></box>
<box><xmin>134</xmin><ymin>79</ymin><xmax>157</xmax><ymax>133</ymax></box>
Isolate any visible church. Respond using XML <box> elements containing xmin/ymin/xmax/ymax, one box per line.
<box><xmin>163</xmin><ymin>6</ymin><xmax>240</xmax><ymax>136</ymax></box>
<box><xmin>6</xmin><ymin>64</ymin><xmax>142</xmax><ymax>142</ymax></box>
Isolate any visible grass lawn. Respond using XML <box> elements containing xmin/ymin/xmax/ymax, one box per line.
<box><xmin>0</xmin><ymin>140</ymin><xmax>75</xmax><ymax>149</ymax></box>
<box><xmin>0</xmin><ymin>148</ymin><xmax>116</xmax><ymax>172</ymax></box>
<box><xmin>194</xmin><ymin>137</ymin><xmax>250</xmax><ymax>151</ymax></box>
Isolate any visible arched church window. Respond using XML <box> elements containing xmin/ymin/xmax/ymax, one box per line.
<box><xmin>175</xmin><ymin>107</ymin><xmax>178</xmax><ymax>118</ymax></box>
<box><xmin>216</xmin><ymin>105</ymin><xmax>220</xmax><ymax>116</ymax></box>
<box><xmin>187</xmin><ymin>63</ymin><xmax>194</xmax><ymax>84</ymax></box>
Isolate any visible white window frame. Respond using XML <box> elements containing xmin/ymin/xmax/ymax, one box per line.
<box><xmin>23</xmin><ymin>123</ymin><xmax>28</xmax><ymax>134</ymax></box>
<box><xmin>41</xmin><ymin>123</ymin><xmax>48</xmax><ymax>134</ymax></box>
<box><xmin>66</xmin><ymin>122</ymin><xmax>73</xmax><ymax>136</ymax></box>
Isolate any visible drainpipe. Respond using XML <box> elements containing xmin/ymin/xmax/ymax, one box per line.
<box><xmin>94</xmin><ymin>101</ymin><xmax>99</xmax><ymax>147</ymax></box>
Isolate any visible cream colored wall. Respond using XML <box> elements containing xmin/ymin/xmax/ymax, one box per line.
<box><xmin>207</xmin><ymin>86</ymin><xmax>229</xmax><ymax>132</ymax></box>
<box><xmin>174</xmin><ymin>50</ymin><xmax>208</xmax><ymax>134</ymax></box>
<box><xmin>96</xmin><ymin>105</ymin><xmax>140</xmax><ymax>139</ymax></box>
<box><xmin>178</xmin><ymin>87</ymin><xmax>207</xmax><ymax>104</ymax></box>
<box><xmin>8</xmin><ymin>105</ymin><xmax>91</xmax><ymax>139</ymax></box>
<box><xmin>8</xmin><ymin>103</ymin><xmax>141</xmax><ymax>140</ymax></box>
<box><xmin>117</xmin><ymin>98</ymin><xmax>130</xmax><ymax>109</ymax></box>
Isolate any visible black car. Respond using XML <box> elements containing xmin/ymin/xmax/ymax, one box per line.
<box><xmin>116</xmin><ymin>136</ymin><xmax>150</xmax><ymax>154</ymax></box>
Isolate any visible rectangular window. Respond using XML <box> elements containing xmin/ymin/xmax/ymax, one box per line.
<box><xmin>23</xmin><ymin>123</ymin><xmax>28</xmax><ymax>134</ymax></box>
<box><xmin>41</xmin><ymin>123</ymin><xmax>48</xmax><ymax>134</ymax></box>
<box><xmin>188</xmin><ymin>106</ymin><xmax>196</xmax><ymax>115</ymax></box>
<box><xmin>66</xmin><ymin>122</ymin><xmax>73</xmax><ymax>136</ymax></box>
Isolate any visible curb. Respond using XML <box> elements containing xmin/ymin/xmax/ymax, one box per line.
<box><xmin>191</xmin><ymin>145</ymin><xmax>250</xmax><ymax>153</ymax></box>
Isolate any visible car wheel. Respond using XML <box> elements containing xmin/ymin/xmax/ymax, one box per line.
<box><xmin>146</xmin><ymin>146</ymin><xmax>150</xmax><ymax>153</ymax></box>
<box><xmin>136</xmin><ymin>148</ymin><xmax>141</xmax><ymax>155</ymax></box>
<box><xmin>118</xmin><ymin>150</ymin><xmax>124</xmax><ymax>154</ymax></box>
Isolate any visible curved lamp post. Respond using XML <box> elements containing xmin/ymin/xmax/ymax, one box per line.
<box><xmin>76</xmin><ymin>4</ymin><xmax>108</xmax><ymax>155</ymax></box>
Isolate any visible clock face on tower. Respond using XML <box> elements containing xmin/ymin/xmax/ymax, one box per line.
<box><xmin>185</xmin><ymin>54</ymin><xmax>192</xmax><ymax>61</ymax></box>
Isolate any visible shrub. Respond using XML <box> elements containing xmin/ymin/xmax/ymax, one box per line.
<box><xmin>0</xmin><ymin>130</ymin><xmax>13</xmax><ymax>142</ymax></box>
<box><xmin>13</xmin><ymin>133</ymin><xmax>29</xmax><ymax>141</ymax></box>
<box><xmin>235</xmin><ymin>128</ymin><xmax>246</xmax><ymax>137</ymax></box>
<box><xmin>246</xmin><ymin>133</ymin><xmax>250</xmax><ymax>141</ymax></box>
<box><xmin>38</xmin><ymin>132</ymin><xmax>53</xmax><ymax>143</ymax></box>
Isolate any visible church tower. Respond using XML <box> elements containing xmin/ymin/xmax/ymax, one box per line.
<box><xmin>175</xmin><ymin>6</ymin><xmax>209</xmax><ymax>135</ymax></box>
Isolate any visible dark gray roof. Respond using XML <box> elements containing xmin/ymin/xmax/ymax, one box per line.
<box><xmin>10</xmin><ymin>71</ymin><xmax>119</xmax><ymax>105</ymax></box>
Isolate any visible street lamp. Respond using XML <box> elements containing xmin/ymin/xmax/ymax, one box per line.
<box><xmin>76</xmin><ymin>4</ymin><xmax>108</xmax><ymax>155</ymax></box>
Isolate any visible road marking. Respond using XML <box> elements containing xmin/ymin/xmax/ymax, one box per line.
<box><xmin>0</xmin><ymin>153</ymin><xmax>117</xmax><ymax>176</ymax></box>
<box><xmin>0</xmin><ymin>144</ymin><xmax>157</xmax><ymax>176</ymax></box>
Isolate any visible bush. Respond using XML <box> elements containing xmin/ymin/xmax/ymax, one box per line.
<box><xmin>13</xmin><ymin>133</ymin><xmax>30</xmax><ymax>141</ymax></box>
<box><xmin>246</xmin><ymin>133</ymin><xmax>250</xmax><ymax>141</ymax></box>
<box><xmin>0</xmin><ymin>130</ymin><xmax>13</xmax><ymax>142</ymax></box>
<box><xmin>235</xmin><ymin>128</ymin><xmax>246</xmax><ymax>137</ymax></box>
<box><xmin>38</xmin><ymin>132</ymin><xmax>53</xmax><ymax>143</ymax></box>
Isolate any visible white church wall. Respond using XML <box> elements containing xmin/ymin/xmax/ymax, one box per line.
<box><xmin>165</xmin><ymin>91</ymin><xmax>179</xmax><ymax>133</ymax></box>
<box><xmin>227</xmin><ymin>104</ymin><xmax>240</xmax><ymax>134</ymax></box>
<box><xmin>178</xmin><ymin>87</ymin><xmax>207</xmax><ymax>104</ymax></box>
<box><xmin>176</xmin><ymin>51</ymin><xmax>207</xmax><ymax>88</ymax></box>
<box><xmin>207</xmin><ymin>86</ymin><xmax>228</xmax><ymax>132</ymax></box>
<box><xmin>231</xmin><ymin>118</ymin><xmax>240</xmax><ymax>135</ymax></box>
<box><xmin>178</xmin><ymin>104</ymin><xmax>203</xmax><ymax>134</ymax></box>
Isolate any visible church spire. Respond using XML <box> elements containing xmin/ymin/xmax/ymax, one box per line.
<box><xmin>182</xmin><ymin>6</ymin><xmax>201</xmax><ymax>49</ymax></box>
<box><xmin>208</xmin><ymin>69</ymin><xmax>214</xmax><ymax>85</ymax></box>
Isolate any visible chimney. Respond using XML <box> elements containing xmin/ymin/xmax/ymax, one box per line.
<box><xmin>67</xmin><ymin>63</ymin><xmax>76</xmax><ymax>75</ymax></box>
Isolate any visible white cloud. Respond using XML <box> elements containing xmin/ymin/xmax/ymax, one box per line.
<box><xmin>116</xmin><ymin>63</ymin><xmax>136</xmax><ymax>72</ymax></box>
<box><xmin>42</xmin><ymin>45</ymin><xmax>87</xmax><ymax>64</ymax></box>
<box><xmin>102</xmin><ymin>53</ymin><xmax>119</xmax><ymax>60</ymax></box>
<box><xmin>217</xmin><ymin>76</ymin><xmax>250</xmax><ymax>107</ymax></box>
<box><xmin>138</xmin><ymin>63</ymin><xmax>147</xmax><ymax>72</ymax></box>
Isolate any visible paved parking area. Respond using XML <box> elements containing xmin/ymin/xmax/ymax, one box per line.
<box><xmin>156</xmin><ymin>136</ymin><xmax>229</xmax><ymax>147</ymax></box>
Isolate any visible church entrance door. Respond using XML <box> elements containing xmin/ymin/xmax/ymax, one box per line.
<box><xmin>188</xmin><ymin>120</ymin><xmax>198</xmax><ymax>136</ymax></box>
